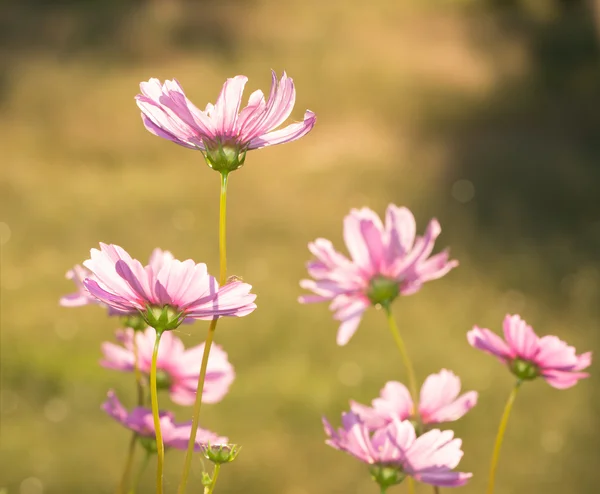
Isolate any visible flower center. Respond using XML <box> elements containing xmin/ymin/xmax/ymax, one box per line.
<box><xmin>510</xmin><ymin>357</ymin><xmax>540</xmax><ymax>381</ymax></box>
<box><xmin>202</xmin><ymin>139</ymin><xmax>247</xmax><ymax>173</ymax></box>
<box><xmin>367</xmin><ymin>276</ymin><xmax>400</xmax><ymax>307</ymax></box>
<box><xmin>143</xmin><ymin>305</ymin><xmax>182</xmax><ymax>333</ymax></box>
<box><xmin>369</xmin><ymin>465</ymin><xmax>406</xmax><ymax>489</ymax></box>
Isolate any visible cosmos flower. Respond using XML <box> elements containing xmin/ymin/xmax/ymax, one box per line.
<box><xmin>101</xmin><ymin>327</ymin><xmax>235</xmax><ymax>406</ymax></box>
<box><xmin>323</xmin><ymin>412</ymin><xmax>471</xmax><ymax>488</ymax></box>
<box><xmin>299</xmin><ymin>204</ymin><xmax>458</xmax><ymax>345</ymax></box>
<box><xmin>136</xmin><ymin>71</ymin><xmax>316</xmax><ymax>172</ymax></box>
<box><xmin>467</xmin><ymin>314</ymin><xmax>592</xmax><ymax>389</ymax></box>
<box><xmin>350</xmin><ymin>370</ymin><xmax>477</xmax><ymax>428</ymax></box>
<box><xmin>102</xmin><ymin>391</ymin><xmax>226</xmax><ymax>451</ymax></box>
<box><xmin>82</xmin><ymin>243</ymin><xmax>256</xmax><ymax>331</ymax></box>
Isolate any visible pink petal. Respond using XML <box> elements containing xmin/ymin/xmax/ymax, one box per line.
<box><xmin>247</xmin><ymin>110</ymin><xmax>316</xmax><ymax>149</ymax></box>
<box><xmin>212</xmin><ymin>75</ymin><xmax>248</xmax><ymax>135</ymax></box>
<box><xmin>502</xmin><ymin>314</ymin><xmax>540</xmax><ymax>360</ymax></box>
<box><xmin>385</xmin><ymin>204</ymin><xmax>417</xmax><ymax>256</ymax></box>
<box><xmin>467</xmin><ymin>326</ymin><xmax>513</xmax><ymax>362</ymax></box>
<box><xmin>542</xmin><ymin>369</ymin><xmax>590</xmax><ymax>389</ymax></box>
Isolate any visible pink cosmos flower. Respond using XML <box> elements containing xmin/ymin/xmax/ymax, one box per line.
<box><xmin>103</xmin><ymin>391</ymin><xmax>227</xmax><ymax>451</ymax></box>
<box><xmin>82</xmin><ymin>243</ymin><xmax>256</xmax><ymax>330</ymax></box>
<box><xmin>136</xmin><ymin>71</ymin><xmax>316</xmax><ymax>172</ymax></box>
<box><xmin>350</xmin><ymin>370</ymin><xmax>477</xmax><ymax>429</ymax></box>
<box><xmin>101</xmin><ymin>327</ymin><xmax>235</xmax><ymax>406</ymax></box>
<box><xmin>323</xmin><ymin>412</ymin><xmax>471</xmax><ymax>488</ymax></box>
<box><xmin>467</xmin><ymin>314</ymin><xmax>592</xmax><ymax>389</ymax></box>
<box><xmin>299</xmin><ymin>205</ymin><xmax>458</xmax><ymax>345</ymax></box>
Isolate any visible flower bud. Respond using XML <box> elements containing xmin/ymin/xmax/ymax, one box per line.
<box><xmin>202</xmin><ymin>443</ymin><xmax>241</xmax><ymax>465</ymax></box>
<box><xmin>139</xmin><ymin>436</ymin><xmax>158</xmax><ymax>454</ymax></box>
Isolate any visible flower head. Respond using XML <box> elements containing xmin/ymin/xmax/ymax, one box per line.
<box><xmin>103</xmin><ymin>391</ymin><xmax>226</xmax><ymax>452</ymax></box>
<box><xmin>323</xmin><ymin>412</ymin><xmax>471</xmax><ymax>488</ymax></box>
<box><xmin>82</xmin><ymin>243</ymin><xmax>256</xmax><ymax>331</ymax></box>
<box><xmin>101</xmin><ymin>328</ymin><xmax>235</xmax><ymax>406</ymax></box>
<box><xmin>350</xmin><ymin>370</ymin><xmax>477</xmax><ymax>429</ymax></box>
<box><xmin>299</xmin><ymin>205</ymin><xmax>458</xmax><ymax>345</ymax></box>
<box><xmin>136</xmin><ymin>71</ymin><xmax>316</xmax><ymax>173</ymax></box>
<box><xmin>467</xmin><ymin>314</ymin><xmax>592</xmax><ymax>389</ymax></box>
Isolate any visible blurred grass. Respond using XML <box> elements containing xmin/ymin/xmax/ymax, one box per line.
<box><xmin>1</xmin><ymin>0</ymin><xmax>600</xmax><ymax>493</ymax></box>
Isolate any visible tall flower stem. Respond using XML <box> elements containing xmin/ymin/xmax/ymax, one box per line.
<box><xmin>128</xmin><ymin>451</ymin><xmax>152</xmax><ymax>494</ymax></box>
<box><xmin>205</xmin><ymin>464</ymin><xmax>221</xmax><ymax>494</ymax></box>
<box><xmin>383</xmin><ymin>305</ymin><xmax>419</xmax><ymax>416</ymax></box>
<box><xmin>150</xmin><ymin>330</ymin><xmax>165</xmax><ymax>494</ymax></box>
<box><xmin>383</xmin><ymin>305</ymin><xmax>418</xmax><ymax>494</ymax></box>
<box><xmin>117</xmin><ymin>335</ymin><xmax>145</xmax><ymax>494</ymax></box>
<box><xmin>218</xmin><ymin>172</ymin><xmax>228</xmax><ymax>284</ymax></box>
<box><xmin>433</xmin><ymin>486</ymin><xmax>440</xmax><ymax>494</ymax></box>
<box><xmin>487</xmin><ymin>380</ymin><xmax>522</xmax><ymax>494</ymax></box>
<box><xmin>178</xmin><ymin>171</ymin><xmax>229</xmax><ymax>494</ymax></box>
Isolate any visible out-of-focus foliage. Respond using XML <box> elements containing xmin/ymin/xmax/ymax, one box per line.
<box><xmin>1</xmin><ymin>1</ymin><xmax>599</xmax><ymax>493</ymax></box>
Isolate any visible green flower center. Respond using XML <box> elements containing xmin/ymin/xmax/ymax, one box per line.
<box><xmin>143</xmin><ymin>305</ymin><xmax>182</xmax><ymax>333</ymax></box>
<box><xmin>369</xmin><ymin>465</ymin><xmax>406</xmax><ymax>489</ymax></box>
<box><xmin>203</xmin><ymin>140</ymin><xmax>247</xmax><ymax>173</ymax></box>
<box><xmin>510</xmin><ymin>357</ymin><xmax>540</xmax><ymax>381</ymax></box>
<box><xmin>367</xmin><ymin>276</ymin><xmax>399</xmax><ymax>307</ymax></box>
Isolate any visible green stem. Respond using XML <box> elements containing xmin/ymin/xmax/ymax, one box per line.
<box><xmin>218</xmin><ymin>172</ymin><xmax>228</xmax><ymax>285</ymax></box>
<box><xmin>150</xmin><ymin>330</ymin><xmax>165</xmax><ymax>494</ymax></box>
<box><xmin>116</xmin><ymin>333</ymin><xmax>145</xmax><ymax>494</ymax></box>
<box><xmin>383</xmin><ymin>305</ymin><xmax>420</xmax><ymax>420</ymax></box>
<box><xmin>206</xmin><ymin>464</ymin><xmax>221</xmax><ymax>494</ymax></box>
<box><xmin>178</xmin><ymin>171</ymin><xmax>229</xmax><ymax>494</ymax></box>
<box><xmin>486</xmin><ymin>381</ymin><xmax>522</xmax><ymax>494</ymax></box>
<box><xmin>433</xmin><ymin>486</ymin><xmax>440</xmax><ymax>494</ymax></box>
<box><xmin>128</xmin><ymin>451</ymin><xmax>152</xmax><ymax>494</ymax></box>
<box><xmin>407</xmin><ymin>478</ymin><xmax>415</xmax><ymax>494</ymax></box>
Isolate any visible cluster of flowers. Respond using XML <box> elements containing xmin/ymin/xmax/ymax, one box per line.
<box><xmin>61</xmin><ymin>71</ymin><xmax>591</xmax><ymax>494</ymax></box>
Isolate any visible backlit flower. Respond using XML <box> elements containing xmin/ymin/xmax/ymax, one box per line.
<box><xmin>299</xmin><ymin>205</ymin><xmax>457</xmax><ymax>345</ymax></box>
<box><xmin>102</xmin><ymin>391</ymin><xmax>226</xmax><ymax>451</ymax></box>
<box><xmin>136</xmin><ymin>71</ymin><xmax>316</xmax><ymax>173</ymax></box>
<box><xmin>82</xmin><ymin>243</ymin><xmax>256</xmax><ymax>331</ymax></box>
<box><xmin>350</xmin><ymin>370</ymin><xmax>477</xmax><ymax>428</ymax></box>
<box><xmin>467</xmin><ymin>314</ymin><xmax>592</xmax><ymax>388</ymax></box>
<box><xmin>101</xmin><ymin>327</ymin><xmax>235</xmax><ymax>406</ymax></box>
<box><xmin>323</xmin><ymin>412</ymin><xmax>471</xmax><ymax>488</ymax></box>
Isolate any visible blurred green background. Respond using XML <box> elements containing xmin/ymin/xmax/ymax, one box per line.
<box><xmin>1</xmin><ymin>0</ymin><xmax>599</xmax><ymax>492</ymax></box>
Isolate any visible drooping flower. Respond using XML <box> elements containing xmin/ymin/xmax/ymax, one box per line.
<box><xmin>82</xmin><ymin>243</ymin><xmax>256</xmax><ymax>331</ymax></box>
<box><xmin>467</xmin><ymin>314</ymin><xmax>592</xmax><ymax>389</ymax></box>
<box><xmin>136</xmin><ymin>71</ymin><xmax>316</xmax><ymax>173</ymax></box>
<box><xmin>101</xmin><ymin>327</ymin><xmax>235</xmax><ymax>406</ymax></box>
<box><xmin>103</xmin><ymin>391</ymin><xmax>227</xmax><ymax>451</ymax></box>
<box><xmin>323</xmin><ymin>412</ymin><xmax>471</xmax><ymax>488</ymax></box>
<box><xmin>299</xmin><ymin>205</ymin><xmax>458</xmax><ymax>345</ymax></box>
<box><xmin>350</xmin><ymin>370</ymin><xmax>477</xmax><ymax>429</ymax></box>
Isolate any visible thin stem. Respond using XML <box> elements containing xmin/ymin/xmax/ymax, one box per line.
<box><xmin>487</xmin><ymin>381</ymin><xmax>522</xmax><ymax>494</ymax></box>
<box><xmin>384</xmin><ymin>305</ymin><xmax>419</xmax><ymax>417</ymax></box>
<box><xmin>407</xmin><ymin>478</ymin><xmax>415</xmax><ymax>494</ymax></box>
<box><xmin>179</xmin><ymin>171</ymin><xmax>229</xmax><ymax>493</ymax></box>
<box><xmin>128</xmin><ymin>450</ymin><xmax>152</xmax><ymax>494</ymax></box>
<box><xmin>218</xmin><ymin>172</ymin><xmax>228</xmax><ymax>286</ymax></box>
<box><xmin>206</xmin><ymin>464</ymin><xmax>221</xmax><ymax>494</ymax></box>
<box><xmin>150</xmin><ymin>330</ymin><xmax>165</xmax><ymax>494</ymax></box>
<box><xmin>433</xmin><ymin>486</ymin><xmax>440</xmax><ymax>494</ymax></box>
<box><xmin>116</xmin><ymin>333</ymin><xmax>145</xmax><ymax>494</ymax></box>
